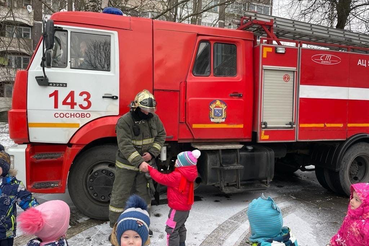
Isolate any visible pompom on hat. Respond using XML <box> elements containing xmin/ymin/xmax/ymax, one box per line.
<box><xmin>175</xmin><ymin>149</ymin><xmax>201</xmax><ymax>167</ymax></box>
<box><xmin>17</xmin><ymin>200</ymin><xmax>70</xmax><ymax>245</ymax></box>
<box><xmin>0</xmin><ymin>144</ymin><xmax>10</xmax><ymax>177</ymax></box>
<box><xmin>116</xmin><ymin>195</ymin><xmax>150</xmax><ymax>246</ymax></box>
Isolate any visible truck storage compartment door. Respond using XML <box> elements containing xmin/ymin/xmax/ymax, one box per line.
<box><xmin>185</xmin><ymin>37</ymin><xmax>253</xmax><ymax>140</ymax></box>
<box><xmin>262</xmin><ymin>68</ymin><xmax>294</xmax><ymax>127</ymax></box>
<box><xmin>256</xmin><ymin>45</ymin><xmax>298</xmax><ymax>142</ymax></box>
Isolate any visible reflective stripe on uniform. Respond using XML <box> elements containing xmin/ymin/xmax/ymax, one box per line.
<box><xmin>116</xmin><ymin>160</ymin><xmax>139</xmax><ymax>171</ymax></box>
<box><xmin>128</xmin><ymin>151</ymin><xmax>140</xmax><ymax>163</ymax></box>
<box><xmin>132</xmin><ymin>138</ymin><xmax>154</xmax><ymax>146</ymax></box>
<box><xmin>153</xmin><ymin>142</ymin><xmax>162</xmax><ymax>151</ymax></box>
<box><xmin>109</xmin><ymin>205</ymin><xmax>124</xmax><ymax>213</ymax></box>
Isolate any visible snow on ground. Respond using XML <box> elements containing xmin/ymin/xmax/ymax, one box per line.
<box><xmin>1</xmin><ymin>123</ymin><xmax>345</xmax><ymax>246</ymax></box>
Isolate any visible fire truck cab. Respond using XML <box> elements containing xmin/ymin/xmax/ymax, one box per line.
<box><xmin>8</xmin><ymin>10</ymin><xmax>369</xmax><ymax>220</ymax></box>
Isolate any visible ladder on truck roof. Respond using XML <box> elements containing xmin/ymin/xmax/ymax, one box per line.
<box><xmin>238</xmin><ymin>11</ymin><xmax>369</xmax><ymax>52</ymax></box>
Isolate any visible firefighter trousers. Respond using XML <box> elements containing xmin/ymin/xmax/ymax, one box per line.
<box><xmin>109</xmin><ymin>166</ymin><xmax>151</xmax><ymax>227</ymax></box>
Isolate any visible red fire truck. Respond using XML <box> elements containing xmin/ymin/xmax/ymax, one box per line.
<box><xmin>8</xmin><ymin>10</ymin><xmax>369</xmax><ymax>220</ymax></box>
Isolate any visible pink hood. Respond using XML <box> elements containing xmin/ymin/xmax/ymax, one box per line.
<box><xmin>330</xmin><ymin>183</ymin><xmax>369</xmax><ymax>246</ymax></box>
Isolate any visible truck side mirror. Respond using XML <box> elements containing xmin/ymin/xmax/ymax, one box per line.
<box><xmin>45</xmin><ymin>50</ymin><xmax>52</xmax><ymax>68</ymax></box>
<box><xmin>44</xmin><ymin>20</ymin><xmax>55</xmax><ymax>50</ymax></box>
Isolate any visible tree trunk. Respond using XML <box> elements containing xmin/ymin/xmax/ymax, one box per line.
<box><xmin>191</xmin><ymin>0</ymin><xmax>202</xmax><ymax>25</ymax></box>
<box><xmin>218</xmin><ymin>0</ymin><xmax>225</xmax><ymax>28</ymax></box>
<box><xmin>68</xmin><ymin>0</ymin><xmax>73</xmax><ymax>11</ymax></box>
<box><xmin>336</xmin><ymin>0</ymin><xmax>351</xmax><ymax>29</ymax></box>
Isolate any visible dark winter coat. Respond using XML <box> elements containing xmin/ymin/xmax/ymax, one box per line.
<box><xmin>148</xmin><ymin>165</ymin><xmax>198</xmax><ymax>211</ymax></box>
<box><xmin>116</xmin><ymin>110</ymin><xmax>166</xmax><ymax>169</ymax></box>
<box><xmin>0</xmin><ymin>175</ymin><xmax>38</xmax><ymax>240</ymax></box>
<box><xmin>27</xmin><ymin>237</ymin><xmax>68</xmax><ymax>246</ymax></box>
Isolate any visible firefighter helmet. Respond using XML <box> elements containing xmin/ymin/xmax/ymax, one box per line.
<box><xmin>132</xmin><ymin>89</ymin><xmax>157</xmax><ymax>113</ymax></box>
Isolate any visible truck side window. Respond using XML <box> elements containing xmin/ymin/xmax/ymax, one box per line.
<box><xmin>51</xmin><ymin>30</ymin><xmax>68</xmax><ymax>68</ymax></box>
<box><xmin>70</xmin><ymin>32</ymin><xmax>111</xmax><ymax>71</ymax></box>
<box><xmin>214</xmin><ymin>43</ymin><xmax>237</xmax><ymax>77</ymax></box>
<box><xmin>193</xmin><ymin>41</ymin><xmax>210</xmax><ymax>76</ymax></box>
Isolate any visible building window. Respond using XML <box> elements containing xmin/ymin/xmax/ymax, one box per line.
<box><xmin>44</xmin><ymin>0</ymin><xmax>60</xmax><ymax>15</ymax></box>
<box><xmin>4</xmin><ymin>84</ymin><xmax>13</xmax><ymax>98</ymax></box>
<box><xmin>227</xmin><ymin>2</ymin><xmax>244</xmax><ymax>16</ymax></box>
<box><xmin>193</xmin><ymin>41</ymin><xmax>211</xmax><ymax>76</ymax></box>
<box><xmin>208</xmin><ymin>0</ymin><xmax>219</xmax><ymax>13</ymax></box>
<box><xmin>6</xmin><ymin>0</ymin><xmax>15</xmax><ymax>7</ymax></box>
<box><xmin>214</xmin><ymin>43</ymin><xmax>237</xmax><ymax>77</ymax></box>
<box><xmin>7</xmin><ymin>55</ymin><xmax>30</xmax><ymax>69</ymax></box>
<box><xmin>5</xmin><ymin>25</ymin><xmax>31</xmax><ymax>39</ymax></box>
<box><xmin>201</xmin><ymin>22</ymin><xmax>213</xmax><ymax>27</ymax></box>
<box><xmin>249</xmin><ymin>3</ymin><xmax>270</xmax><ymax>15</ymax></box>
<box><xmin>141</xmin><ymin>11</ymin><xmax>166</xmax><ymax>20</ymax></box>
<box><xmin>71</xmin><ymin>32</ymin><xmax>111</xmax><ymax>71</ymax></box>
<box><xmin>23</xmin><ymin>0</ymin><xmax>31</xmax><ymax>7</ymax></box>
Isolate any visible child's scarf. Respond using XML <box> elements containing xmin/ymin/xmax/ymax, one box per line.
<box><xmin>178</xmin><ymin>175</ymin><xmax>194</xmax><ymax>205</ymax></box>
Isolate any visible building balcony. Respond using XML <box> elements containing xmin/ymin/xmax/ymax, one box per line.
<box><xmin>0</xmin><ymin>36</ymin><xmax>33</xmax><ymax>55</ymax></box>
<box><xmin>0</xmin><ymin>67</ymin><xmax>16</xmax><ymax>83</ymax></box>
<box><xmin>0</xmin><ymin>6</ymin><xmax>34</xmax><ymax>26</ymax></box>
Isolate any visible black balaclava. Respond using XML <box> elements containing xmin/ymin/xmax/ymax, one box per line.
<box><xmin>131</xmin><ymin>107</ymin><xmax>153</xmax><ymax>121</ymax></box>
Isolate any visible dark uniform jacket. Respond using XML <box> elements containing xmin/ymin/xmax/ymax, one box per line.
<box><xmin>115</xmin><ymin>110</ymin><xmax>166</xmax><ymax>169</ymax></box>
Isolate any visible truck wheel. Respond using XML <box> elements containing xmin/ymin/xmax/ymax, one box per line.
<box><xmin>68</xmin><ymin>144</ymin><xmax>117</xmax><ymax>220</ymax></box>
<box><xmin>315</xmin><ymin>167</ymin><xmax>332</xmax><ymax>191</ymax></box>
<box><xmin>329</xmin><ymin>142</ymin><xmax>369</xmax><ymax>196</ymax></box>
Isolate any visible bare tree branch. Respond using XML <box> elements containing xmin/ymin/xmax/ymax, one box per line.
<box><xmin>178</xmin><ymin>0</ymin><xmax>234</xmax><ymax>23</ymax></box>
<box><xmin>153</xmin><ymin>0</ymin><xmax>190</xmax><ymax>19</ymax></box>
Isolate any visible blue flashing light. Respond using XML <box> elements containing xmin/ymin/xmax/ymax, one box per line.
<box><xmin>103</xmin><ymin>7</ymin><xmax>123</xmax><ymax>16</ymax></box>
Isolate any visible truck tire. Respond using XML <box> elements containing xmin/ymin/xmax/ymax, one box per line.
<box><xmin>68</xmin><ymin>144</ymin><xmax>117</xmax><ymax>220</ymax></box>
<box><xmin>330</xmin><ymin>142</ymin><xmax>369</xmax><ymax>196</ymax></box>
<box><xmin>315</xmin><ymin>167</ymin><xmax>332</xmax><ymax>191</ymax></box>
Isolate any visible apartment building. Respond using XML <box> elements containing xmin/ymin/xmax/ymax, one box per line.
<box><xmin>0</xmin><ymin>0</ymin><xmax>43</xmax><ymax>118</ymax></box>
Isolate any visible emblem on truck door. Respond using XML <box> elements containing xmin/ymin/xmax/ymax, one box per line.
<box><xmin>209</xmin><ymin>100</ymin><xmax>227</xmax><ymax>123</ymax></box>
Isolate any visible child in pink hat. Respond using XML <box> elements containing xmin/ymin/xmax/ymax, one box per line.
<box><xmin>17</xmin><ymin>200</ymin><xmax>70</xmax><ymax>246</ymax></box>
<box><xmin>146</xmin><ymin>149</ymin><xmax>200</xmax><ymax>246</ymax></box>
<box><xmin>328</xmin><ymin>183</ymin><xmax>369</xmax><ymax>246</ymax></box>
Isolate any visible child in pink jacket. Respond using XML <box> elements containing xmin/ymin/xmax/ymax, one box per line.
<box><xmin>147</xmin><ymin>149</ymin><xmax>200</xmax><ymax>246</ymax></box>
<box><xmin>329</xmin><ymin>183</ymin><xmax>369</xmax><ymax>246</ymax></box>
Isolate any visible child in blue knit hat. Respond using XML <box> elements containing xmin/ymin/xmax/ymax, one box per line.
<box><xmin>0</xmin><ymin>144</ymin><xmax>38</xmax><ymax>246</ymax></box>
<box><xmin>247</xmin><ymin>194</ymin><xmax>298</xmax><ymax>246</ymax></box>
<box><xmin>110</xmin><ymin>194</ymin><xmax>150</xmax><ymax>246</ymax></box>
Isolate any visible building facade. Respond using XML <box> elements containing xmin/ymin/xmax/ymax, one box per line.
<box><xmin>0</xmin><ymin>0</ymin><xmax>42</xmax><ymax>117</ymax></box>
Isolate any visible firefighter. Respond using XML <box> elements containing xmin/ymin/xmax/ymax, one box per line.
<box><xmin>109</xmin><ymin>89</ymin><xmax>166</xmax><ymax>234</ymax></box>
